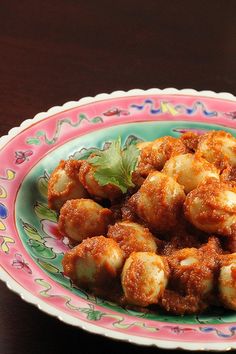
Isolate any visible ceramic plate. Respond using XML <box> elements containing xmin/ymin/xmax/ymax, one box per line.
<box><xmin>1</xmin><ymin>88</ymin><xmax>236</xmax><ymax>351</ymax></box>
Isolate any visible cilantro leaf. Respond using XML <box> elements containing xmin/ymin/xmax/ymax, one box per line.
<box><xmin>87</xmin><ymin>137</ymin><xmax>140</xmax><ymax>193</ymax></box>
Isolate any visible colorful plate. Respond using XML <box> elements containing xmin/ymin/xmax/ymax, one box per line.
<box><xmin>1</xmin><ymin>88</ymin><xmax>236</xmax><ymax>351</ymax></box>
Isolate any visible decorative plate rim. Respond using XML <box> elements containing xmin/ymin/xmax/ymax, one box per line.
<box><xmin>1</xmin><ymin>87</ymin><xmax>236</xmax><ymax>351</ymax></box>
<box><xmin>1</xmin><ymin>87</ymin><xmax>236</xmax><ymax>149</ymax></box>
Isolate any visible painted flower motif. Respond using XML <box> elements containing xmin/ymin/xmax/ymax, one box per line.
<box><xmin>12</xmin><ymin>253</ymin><xmax>32</xmax><ymax>274</ymax></box>
<box><xmin>41</xmin><ymin>219</ymin><xmax>68</xmax><ymax>254</ymax></box>
<box><xmin>163</xmin><ymin>325</ymin><xmax>197</xmax><ymax>334</ymax></box>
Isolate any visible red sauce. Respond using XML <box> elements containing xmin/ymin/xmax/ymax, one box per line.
<box><xmin>52</xmin><ymin>131</ymin><xmax>236</xmax><ymax>315</ymax></box>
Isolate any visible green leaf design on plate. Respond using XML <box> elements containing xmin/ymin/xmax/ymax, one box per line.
<box><xmin>37</xmin><ymin>259</ymin><xmax>60</xmax><ymax>274</ymax></box>
<box><xmin>34</xmin><ymin>202</ymin><xmax>57</xmax><ymax>222</ymax></box>
<box><xmin>38</xmin><ymin>171</ymin><xmax>49</xmax><ymax>198</ymax></box>
<box><xmin>78</xmin><ymin>113</ymin><xmax>89</xmax><ymax>122</ymax></box>
<box><xmin>21</xmin><ymin>221</ymin><xmax>43</xmax><ymax>242</ymax></box>
<box><xmin>80</xmin><ymin>304</ymin><xmax>105</xmax><ymax>321</ymax></box>
<box><xmin>86</xmin><ymin>310</ymin><xmax>104</xmax><ymax>321</ymax></box>
<box><xmin>70</xmin><ymin>147</ymin><xmax>100</xmax><ymax>160</ymax></box>
<box><xmin>26</xmin><ymin>131</ymin><xmax>45</xmax><ymax>145</ymax></box>
<box><xmin>91</xmin><ymin>116</ymin><xmax>103</xmax><ymax>124</ymax></box>
<box><xmin>124</xmin><ymin>134</ymin><xmax>143</xmax><ymax>147</ymax></box>
<box><xmin>26</xmin><ymin>137</ymin><xmax>41</xmax><ymax>145</ymax></box>
<box><xmin>28</xmin><ymin>239</ymin><xmax>56</xmax><ymax>259</ymax></box>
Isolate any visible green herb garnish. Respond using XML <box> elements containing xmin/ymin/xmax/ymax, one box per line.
<box><xmin>87</xmin><ymin>137</ymin><xmax>140</xmax><ymax>193</ymax></box>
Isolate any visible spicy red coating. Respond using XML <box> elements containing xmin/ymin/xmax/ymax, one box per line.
<box><xmin>48</xmin><ymin>159</ymin><xmax>88</xmax><ymax>210</ymax></box>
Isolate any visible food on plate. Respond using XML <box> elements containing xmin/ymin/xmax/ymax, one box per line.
<box><xmin>62</xmin><ymin>236</ymin><xmax>124</xmax><ymax>290</ymax></box>
<box><xmin>196</xmin><ymin>130</ymin><xmax>236</xmax><ymax>169</ymax></box>
<box><xmin>137</xmin><ymin>136</ymin><xmax>187</xmax><ymax>177</ymax></box>
<box><xmin>48</xmin><ymin>160</ymin><xmax>88</xmax><ymax>210</ymax></box>
<box><xmin>129</xmin><ymin>171</ymin><xmax>185</xmax><ymax>231</ymax></box>
<box><xmin>160</xmin><ymin>237</ymin><xmax>221</xmax><ymax>314</ymax></box>
<box><xmin>121</xmin><ymin>252</ymin><xmax>169</xmax><ymax>307</ymax></box>
<box><xmin>184</xmin><ymin>180</ymin><xmax>236</xmax><ymax>236</ymax></box>
<box><xmin>47</xmin><ymin>130</ymin><xmax>236</xmax><ymax>315</ymax></box>
<box><xmin>79</xmin><ymin>137</ymin><xmax>139</xmax><ymax>197</ymax></box>
<box><xmin>180</xmin><ymin>131</ymin><xmax>200</xmax><ymax>152</ymax></box>
<box><xmin>162</xmin><ymin>153</ymin><xmax>219</xmax><ymax>193</ymax></box>
<box><xmin>107</xmin><ymin>221</ymin><xmax>158</xmax><ymax>258</ymax></box>
<box><xmin>219</xmin><ymin>253</ymin><xmax>236</xmax><ymax>310</ymax></box>
<box><xmin>78</xmin><ymin>160</ymin><xmax>122</xmax><ymax>201</ymax></box>
<box><xmin>58</xmin><ymin>199</ymin><xmax>113</xmax><ymax>243</ymax></box>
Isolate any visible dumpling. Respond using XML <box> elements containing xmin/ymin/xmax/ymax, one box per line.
<box><xmin>48</xmin><ymin>160</ymin><xmax>88</xmax><ymax>211</ymax></box>
<box><xmin>167</xmin><ymin>237</ymin><xmax>221</xmax><ymax>297</ymax></box>
<box><xmin>135</xmin><ymin>141</ymin><xmax>155</xmax><ymax>177</ymax></box>
<box><xmin>160</xmin><ymin>237</ymin><xmax>221</xmax><ymax>315</ymax></box>
<box><xmin>162</xmin><ymin>153</ymin><xmax>219</xmax><ymax>193</ymax></box>
<box><xmin>136</xmin><ymin>136</ymin><xmax>187</xmax><ymax>177</ymax></box>
<box><xmin>184</xmin><ymin>180</ymin><xmax>236</xmax><ymax>237</ymax></box>
<box><xmin>197</xmin><ymin>130</ymin><xmax>236</xmax><ymax>169</ymax></box>
<box><xmin>129</xmin><ymin>171</ymin><xmax>185</xmax><ymax>232</ymax></box>
<box><xmin>107</xmin><ymin>221</ymin><xmax>158</xmax><ymax>258</ymax></box>
<box><xmin>121</xmin><ymin>252</ymin><xmax>169</xmax><ymax>307</ymax></box>
<box><xmin>62</xmin><ymin>236</ymin><xmax>124</xmax><ymax>289</ymax></box>
<box><xmin>150</xmin><ymin>136</ymin><xmax>187</xmax><ymax>170</ymax></box>
<box><xmin>219</xmin><ymin>253</ymin><xmax>236</xmax><ymax>310</ymax></box>
<box><xmin>58</xmin><ymin>198</ymin><xmax>113</xmax><ymax>243</ymax></box>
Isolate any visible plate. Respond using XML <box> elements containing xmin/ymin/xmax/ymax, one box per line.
<box><xmin>1</xmin><ymin>88</ymin><xmax>236</xmax><ymax>351</ymax></box>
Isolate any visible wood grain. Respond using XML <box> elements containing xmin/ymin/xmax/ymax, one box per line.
<box><xmin>1</xmin><ymin>1</ymin><xmax>236</xmax><ymax>352</ymax></box>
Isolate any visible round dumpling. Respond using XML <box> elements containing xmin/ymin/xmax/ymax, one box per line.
<box><xmin>162</xmin><ymin>153</ymin><xmax>219</xmax><ymax>193</ymax></box>
<box><xmin>184</xmin><ymin>181</ymin><xmax>236</xmax><ymax>237</ymax></box>
<box><xmin>135</xmin><ymin>141</ymin><xmax>155</xmax><ymax>177</ymax></box>
<box><xmin>129</xmin><ymin>171</ymin><xmax>185</xmax><ymax>232</ymax></box>
<box><xmin>167</xmin><ymin>237</ymin><xmax>220</xmax><ymax>297</ymax></box>
<box><xmin>48</xmin><ymin>160</ymin><xmax>88</xmax><ymax>211</ymax></box>
<box><xmin>136</xmin><ymin>136</ymin><xmax>187</xmax><ymax>177</ymax></box>
<box><xmin>58</xmin><ymin>198</ymin><xmax>113</xmax><ymax>243</ymax></box>
<box><xmin>150</xmin><ymin>136</ymin><xmax>187</xmax><ymax>170</ymax></box>
<box><xmin>62</xmin><ymin>236</ymin><xmax>124</xmax><ymax>289</ymax></box>
<box><xmin>160</xmin><ymin>237</ymin><xmax>221</xmax><ymax>315</ymax></box>
<box><xmin>197</xmin><ymin>130</ymin><xmax>236</xmax><ymax>169</ymax></box>
<box><xmin>79</xmin><ymin>160</ymin><xmax>122</xmax><ymax>201</ymax></box>
<box><xmin>219</xmin><ymin>253</ymin><xmax>236</xmax><ymax>310</ymax></box>
<box><xmin>107</xmin><ymin>221</ymin><xmax>158</xmax><ymax>258</ymax></box>
<box><xmin>121</xmin><ymin>252</ymin><xmax>169</xmax><ymax>307</ymax></box>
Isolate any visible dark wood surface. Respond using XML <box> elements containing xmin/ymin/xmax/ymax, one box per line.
<box><xmin>1</xmin><ymin>1</ymin><xmax>236</xmax><ymax>353</ymax></box>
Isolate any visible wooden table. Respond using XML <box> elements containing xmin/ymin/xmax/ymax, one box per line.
<box><xmin>1</xmin><ymin>1</ymin><xmax>236</xmax><ymax>353</ymax></box>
